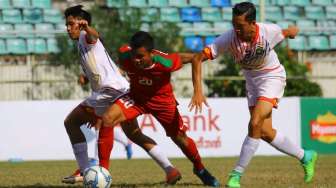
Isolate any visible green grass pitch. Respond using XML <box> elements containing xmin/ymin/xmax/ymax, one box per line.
<box><xmin>0</xmin><ymin>155</ymin><xmax>335</xmax><ymax>188</ymax></box>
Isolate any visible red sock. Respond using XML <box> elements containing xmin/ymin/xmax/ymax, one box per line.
<box><xmin>180</xmin><ymin>137</ymin><xmax>205</xmax><ymax>171</ymax></box>
<box><xmin>98</xmin><ymin>126</ymin><xmax>114</xmax><ymax>169</ymax></box>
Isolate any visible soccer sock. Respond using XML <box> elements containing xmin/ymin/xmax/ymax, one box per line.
<box><xmin>98</xmin><ymin>126</ymin><xmax>114</xmax><ymax>169</ymax></box>
<box><xmin>72</xmin><ymin>142</ymin><xmax>89</xmax><ymax>173</ymax></box>
<box><xmin>148</xmin><ymin>145</ymin><xmax>173</xmax><ymax>173</ymax></box>
<box><xmin>180</xmin><ymin>137</ymin><xmax>204</xmax><ymax>171</ymax></box>
<box><xmin>114</xmin><ymin>127</ymin><xmax>129</xmax><ymax>147</ymax></box>
<box><xmin>234</xmin><ymin>136</ymin><xmax>260</xmax><ymax>174</ymax></box>
<box><xmin>270</xmin><ymin>131</ymin><xmax>304</xmax><ymax>160</ymax></box>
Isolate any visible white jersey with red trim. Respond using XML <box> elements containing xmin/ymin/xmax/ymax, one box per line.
<box><xmin>78</xmin><ymin>31</ymin><xmax>129</xmax><ymax>92</ymax></box>
<box><xmin>205</xmin><ymin>23</ymin><xmax>285</xmax><ymax>73</ymax></box>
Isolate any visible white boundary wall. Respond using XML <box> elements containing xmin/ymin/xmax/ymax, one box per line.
<box><xmin>0</xmin><ymin>98</ymin><xmax>300</xmax><ymax>161</ymax></box>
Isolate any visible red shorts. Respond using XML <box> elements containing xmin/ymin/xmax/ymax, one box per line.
<box><xmin>115</xmin><ymin>95</ymin><xmax>187</xmax><ymax>137</ymax></box>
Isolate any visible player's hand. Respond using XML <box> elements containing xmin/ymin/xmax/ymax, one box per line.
<box><xmin>78</xmin><ymin>20</ymin><xmax>89</xmax><ymax>30</ymax></box>
<box><xmin>78</xmin><ymin>74</ymin><xmax>88</xmax><ymax>86</ymax></box>
<box><xmin>188</xmin><ymin>91</ymin><xmax>209</xmax><ymax>114</ymax></box>
<box><xmin>287</xmin><ymin>25</ymin><xmax>299</xmax><ymax>39</ymax></box>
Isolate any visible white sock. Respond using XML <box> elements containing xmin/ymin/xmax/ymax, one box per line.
<box><xmin>114</xmin><ymin>128</ymin><xmax>129</xmax><ymax>147</ymax></box>
<box><xmin>72</xmin><ymin>142</ymin><xmax>89</xmax><ymax>173</ymax></box>
<box><xmin>234</xmin><ymin>136</ymin><xmax>260</xmax><ymax>173</ymax></box>
<box><xmin>270</xmin><ymin>131</ymin><xmax>304</xmax><ymax>160</ymax></box>
<box><xmin>148</xmin><ymin>145</ymin><xmax>173</xmax><ymax>173</ymax></box>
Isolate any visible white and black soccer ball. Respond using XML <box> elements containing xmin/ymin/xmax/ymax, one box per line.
<box><xmin>83</xmin><ymin>166</ymin><xmax>112</xmax><ymax>188</ymax></box>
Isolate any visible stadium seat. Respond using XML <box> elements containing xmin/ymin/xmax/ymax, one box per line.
<box><xmin>205</xmin><ymin>36</ymin><xmax>217</xmax><ymax>46</ymax></box>
<box><xmin>168</xmin><ymin>0</ymin><xmax>188</xmax><ymax>7</ymax></box>
<box><xmin>27</xmin><ymin>38</ymin><xmax>47</xmax><ymax>54</ymax></box>
<box><xmin>288</xmin><ymin>35</ymin><xmax>307</xmax><ymax>50</ymax></box>
<box><xmin>141</xmin><ymin>8</ymin><xmax>159</xmax><ymax>22</ymax></box>
<box><xmin>305</xmin><ymin>6</ymin><xmax>325</xmax><ymax>20</ymax></box>
<box><xmin>47</xmin><ymin>37</ymin><xmax>59</xmax><ymax>53</ymax></box>
<box><xmin>296</xmin><ymin>20</ymin><xmax>316</xmax><ymax>35</ymax></box>
<box><xmin>202</xmin><ymin>8</ymin><xmax>222</xmax><ymax>22</ymax></box>
<box><xmin>265</xmin><ymin>6</ymin><xmax>283</xmax><ymax>22</ymax></box>
<box><xmin>23</xmin><ymin>9</ymin><xmax>43</xmax><ymax>23</ymax></box>
<box><xmin>118</xmin><ymin>8</ymin><xmax>140</xmax><ymax>21</ymax></box>
<box><xmin>273</xmin><ymin>0</ymin><xmax>290</xmax><ymax>6</ymax></box>
<box><xmin>43</xmin><ymin>9</ymin><xmax>63</xmax><ymax>23</ymax></box>
<box><xmin>0</xmin><ymin>39</ymin><xmax>6</xmax><ymax>54</ymax></box>
<box><xmin>210</xmin><ymin>0</ymin><xmax>230</xmax><ymax>7</ymax></box>
<box><xmin>6</xmin><ymin>38</ymin><xmax>27</xmax><ymax>54</ymax></box>
<box><xmin>283</xmin><ymin>6</ymin><xmax>303</xmax><ymax>20</ymax></box>
<box><xmin>308</xmin><ymin>36</ymin><xmax>329</xmax><ymax>50</ymax></box>
<box><xmin>184</xmin><ymin>36</ymin><xmax>204</xmax><ymax>52</ymax></box>
<box><xmin>290</xmin><ymin>0</ymin><xmax>310</xmax><ymax>6</ymax></box>
<box><xmin>177</xmin><ymin>22</ymin><xmax>193</xmax><ymax>36</ymax></box>
<box><xmin>0</xmin><ymin>24</ymin><xmax>14</xmax><ymax>38</ymax></box>
<box><xmin>2</xmin><ymin>9</ymin><xmax>22</xmax><ymax>23</ymax></box>
<box><xmin>128</xmin><ymin>0</ymin><xmax>147</xmax><ymax>7</ymax></box>
<box><xmin>326</xmin><ymin>6</ymin><xmax>336</xmax><ymax>20</ymax></box>
<box><xmin>148</xmin><ymin>0</ymin><xmax>168</xmax><ymax>7</ymax></box>
<box><xmin>189</xmin><ymin>0</ymin><xmax>210</xmax><ymax>7</ymax></box>
<box><xmin>106</xmin><ymin>0</ymin><xmax>126</xmax><ymax>7</ymax></box>
<box><xmin>55</xmin><ymin>23</ymin><xmax>66</xmax><ymax>31</ymax></box>
<box><xmin>276</xmin><ymin>20</ymin><xmax>294</xmax><ymax>29</ymax></box>
<box><xmin>181</xmin><ymin>8</ymin><xmax>202</xmax><ymax>22</ymax></box>
<box><xmin>213</xmin><ymin>21</ymin><xmax>232</xmax><ymax>35</ymax></box>
<box><xmin>0</xmin><ymin>0</ymin><xmax>11</xmax><ymax>9</ymax></box>
<box><xmin>12</xmin><ymin>0</ymin><xmax>30</xmax><ymax>8</ymax></box>
<box><xmin>193</xmin><ymin>22</ymin><xmax>213</xmax><ymax>36</ymax></box>
<box><xmin>312</xmin><ymin>0</ymin><xmax>332</xmax><ymax>6</ymax></box>
<box><xmin>35</xmin><ymin>23</ymin><xmax>54</xmax><ymax>38</ymax></box>
<box><xmin>329</xmin><ymin>35</ymin><xmax>336</xmax><ymax>49</ymax></box>
<box><xmin>160</xmin><ymin>8</ymin><xmax>180</xmax><ymax>22</ymax></box>
<box><xmin>230</xmin><ymin>0</ymin><xmax>245</xmax><ymax>5</ymax></box>
<box><xmin>31</xmin><ymin>0</ymin><xmax>52</xmax><ymax>9</ymax></box>
<box><xmin>140</xmin><ymin>23</ymin><xmax>150</xmax><ymax>31</ymax></box>
<box><xmin>222</xmin><ymin>7</ymin><xmax>232</xmax><ymax>20</ymax></box>
<box><xmin>14</xmin><ymin>23</ymin><xmax>34</xmax><ymax>38</ymax></box>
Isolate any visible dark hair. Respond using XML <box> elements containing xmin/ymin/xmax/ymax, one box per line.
<box><xmin>64</xmin><ymin>5</ymin><xmax>92</xmax><ymax>25</ymax></box>
<box><xmin>130</xmin><ymin>31</ymin><xmax>154</xmax><ymax>51</ymax></box>
<box><xmin>232</xmin><ymin>2</ymin><xmax>256</xmax><ymax>22</ymax></box>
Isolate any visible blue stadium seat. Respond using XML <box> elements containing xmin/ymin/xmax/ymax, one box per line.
<box><xmin>181</xmin><ymin>8</ymin><xmax>201</xmax><ymax>22</ymax></box>
<box><xmin>189</xmin><ymin>0</ymin><xmax>210</xmax><ymax>7</ymax></box>
<box><xmin>205</xmin><ymin>36</ymin><xmax>216</xmax><ymax>46</ymax></box>
<box><xmin>326</xmin><ymin>6</ymin><xmax>336</xmax><ymax>20</ymax></box>
<box><xmin>276</xmin><ymin>20</ymin><xmax>295</xmax><ymax>29</ymax></box>
<box><xmin>160</xmin><ymin>7</ymin><xmax>180</xmax><ymax>22</ymax></box>
<box><xmin>106</xmin><ymin>0</ymin><xmax>126</xmax><ymax>7</ymax></box>
<box><xmin>202</xmin><ymin>8</ymin><xmax>222</xmax><ymax>22</ymax></box>
<box><xmin>222</xmin><ymin>7</ymin><xmax>232</xmax><ymax>20</ymax></box>
<box><xmin>283</xmin><ymin>6</ymin><xmax>303</xmax><ymax>20</ymax></box>
<box><xmin>273</xmin><ymin>0</ymin><xmax>290</xmax><ymax>6</ymax></box>
<box><xmin>128</xmin><ymin>0</ymin><xmax>147</xmax><ymax>7</ymax></box>
<box><xmin>141</xmin><ymin>8</ymin><xmax>159</xmax><ymax>22</ymax></box>
<box><xmin>308</xmin><ymin>36</ymin><xmax>329</xmax><ymax>50</ymax></box>
<box><xmin>210</xmin><ymin>0</ymin><xmax>230</xmax><ymax>7</ymax></box>
<box><xmin>23</xmin><ymin>9</ymin><xmax>43</xmax><ymax>23</ymax></box>
<box><xmin>31</xmin><ymin>0</ymin><xmax>51</xmax><ymax>9</ymax></box>
<box><xmin>47</xmin><ymin>37</ymin><xmax>59</xmax><ymax>53</ymax></box>
<box><xmin>27</xmin><ymin>38</ymin><xmax>47</xmax><ymax>54</ymax></box>
<box><xmin>265</xmin><ymin>6</ymin><xmax>283</xmax><ymax>22</ymax></box>
<box><xmin>184</xmin><ymin>36</ymin><xmax>204</xmax><ymax>52</ymax></box>
<box><xmin>35</xmin><ymin>23</ymin><xmax>54</xmax><ymax>38</ymax></box>
<box><xmin>43</xmin><ymin>9</ymin><xmax>63</xmax><ymax>23</ymax></box>
<box><xmin>177</xmin><ymin>22</ymin><xmax>193</xmax><ymax>36</ymax></box>
<box><xmin>0</xmin><ymin>39</ymin><xmax>7</xmax><ymax>54</ymax></box>
<box><xmin>14</xmin><ymin>23</ymin><xmax>34</xmax><ymax>38</ymax></box>
<box><xmin>0</xmin><ymin>0</ymin><xmax>11</xmax><ymax>9</ymax></box>
<box><xmin>12</xmin><ymin>0</ymin><xmax>30</xmax><ymax>8</ymax></box>
<box><xmin>168</xmin><ymin>0</ymin><xmax>188</xmax><ymax>7</ymax></box>
<box><xmin>0</xmin><ymin>24</ymin><xmax>14</xmax><ymax>38</ymax></box>
<box><xmin>296</xmin><ymin>20</ymin><xmax>316</xmax><ymax>35</ymax></box>
<box><xmin>290</xmin><ymin>0</ymin><xmax>311</xmax><ymax>6</ymax></box>
<box><xmin>148</xmin><ymin>0</ymin><xmax>168</xmax><ymax>7</ymax></box>
<box><xmin>213</xmin><ymin>21</ymin><xmax>232</xmax><ymax>35</ymax></box>
<box><xmin>312</xmin><ymin>0</ymin><xmax>332</xmax><ymax>6</ymax></box>
<box><xmin>193</xmin><ymin>22</ymin><xmax>213</xmax><ymax>36</ymax></box>
<box><xmin>6</xmin><ymin>38</ymin><xmax>27</xmax><ymax>54</ymax></box>
<box><xmin>288</xmin><ymin>35</ymin><xmax>307</xmax><ymax>50</ymax></box>
<box><xmin>305</xmin><ymin>6</ymin><xmax>325</xmax><ymax>20</ymax></box>
<box><xmin>2</xmin><ymin>9</ymin><xmax>22</xmax><ymax>23</ymax></box>
<box><xmin>330</xmin><ymin>35</ymin><xmax>336</xmax><ymax>49</ymax></box>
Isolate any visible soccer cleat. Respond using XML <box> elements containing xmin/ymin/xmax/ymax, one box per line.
<box><xmin>301</xmin><ymin>150</ymin><xmax>318</xmax><ymax>183</ymax></box>
<box><xmin>193</xmin><ymin>168</ymin><xmax>220</xmax><ymax>187</ymax></box>
<box><xmin>125</xmin><ymin>143</ymin><xmax>133</xmax><ymax>159</ymax></box>
<box><xmin>226</xmin><ymin>170</ymin><xmax>242</xmax><ymax>188</ymax></box>
<box><xmin>166</xmin><ymin>167</ymin><xmax>182</xmax><ymax>185</ymax></box>
<box><xmin>62</xmin><ymin>169</ymin><xmax>83</xmax><ymax>184</ymax></box>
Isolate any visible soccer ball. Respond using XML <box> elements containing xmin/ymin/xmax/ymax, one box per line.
<box><xmin>83</xmin><ymin>166</ymin><xmax>112</xmax><ymax>188</ymax></box>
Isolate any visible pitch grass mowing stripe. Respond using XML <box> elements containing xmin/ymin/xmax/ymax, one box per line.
<box><xmin>0</xmin><ymin>155</ymin><xmax>335</xmax><ymax>188</ymax></box>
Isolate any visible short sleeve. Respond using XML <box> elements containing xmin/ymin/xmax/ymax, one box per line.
<box><xmin>151</xmin><ymin>53</ymin><xmax>182</xmax><ymax>72</ymax></box>
<box><xmin>78</xmin><ymin>31</ymin><xmax>96</xmax><ymax>50</ymax></box>
<box><xmin>263</xmin><ymin>23</ymin><xmax>285</xmax><ymax>49</ymax></box>
<box><xmin>203</xmin><ymin>30</ymin><xmax>233</xmax><ymax>60</ymax></box>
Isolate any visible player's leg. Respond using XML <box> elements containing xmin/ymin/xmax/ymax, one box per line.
<box><xmin>97</xmin><ymin>120</ymin><xmax>114</xmax><ymax>170</ymax></box>
<box><xmin>102</xmin><ymin>97</ymin><xmax>131</xmax><ymax>127</ymax></box>
<box><xmin>114</xmin><ymin>126</ymin><xmax>133</xmax><ymax>159</ymax></box>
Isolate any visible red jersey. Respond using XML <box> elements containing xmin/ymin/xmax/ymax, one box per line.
<box><xmin>118</xmin><ymin>46</ymin><xmax>182</xmax><ymax>106</ymax></box>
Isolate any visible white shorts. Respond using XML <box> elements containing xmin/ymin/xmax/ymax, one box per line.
<box><xmin>244</xmin><ymin>65</ymin><xmax>286</xmax><ymax>108</ymax></box>
<box><xmin>81</xmin><ymin>87</ymin><xmax>128</xmax><ymax>116</ymax></box>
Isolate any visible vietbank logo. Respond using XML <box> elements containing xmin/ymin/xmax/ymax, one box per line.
<box><xmin>310</xmin><ymin>111</ymin><xmax>336</xmax><ymax>144</ymax></box>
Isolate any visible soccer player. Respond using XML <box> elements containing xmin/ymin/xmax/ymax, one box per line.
<box><xmin>62</xmin><ymin>5</ymin><xmax>181</xmax><ymax>185</ymax></box>
<box><xmin>189</xmin><ymin>2</ymin><xmax>317</xmax><ymax>188</ymax></box>
<box><xmin>102</xmin><ymin>31</ymin><xmax>220</xmax><ymax>187</ymax></box>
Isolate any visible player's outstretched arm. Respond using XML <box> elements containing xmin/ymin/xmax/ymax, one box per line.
<box><xmin>282</xmin><ymin>25</ymin><xmax>299</xmax><ymax>39</ymax></box>
<box><xmin>179</xmin><ymin>53</ymin><xmax>195</xmax><ymax>64</ymax></box>
<box><xmin>188</xmin><ymin>52</ymin><xmax>209</xmax><ymax>114</ymax></box>
<box><xmin>78</xmin><ymin>19</ymin><xmax>99</xmax><ymax>43</ymax></box>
